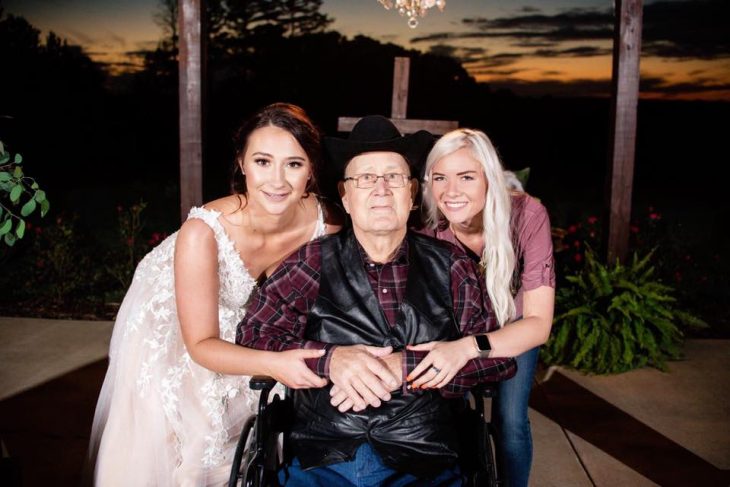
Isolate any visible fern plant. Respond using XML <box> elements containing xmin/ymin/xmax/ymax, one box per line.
<box><xmin>541</xmin><ymin>246</ymin><xmax>706</xmax><ymax>374</ymax></box>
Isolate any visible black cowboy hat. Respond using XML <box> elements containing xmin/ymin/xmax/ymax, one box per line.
<box><xmin>324</xmin><ymin>115</ymin><xmax>434</xmax><ymax>180</ymax></box>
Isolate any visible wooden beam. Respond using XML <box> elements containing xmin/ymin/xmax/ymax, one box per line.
<box><xmin>338</xmin><ymin>116</ymin><xmax>458</xmax><ymax>135</ymax></box>
<box><xmin>391</xmin><ymin>57</ymin><xmax>410</xmax><ymax>119</ymax></box>
<box><xmin>338</xmin><ymin>57</ymin><xmax>458</xmax><ymax>138</ymax></box>
<box><xmin>606</xmin><ymin>0</ymin><xmax>643</xmax><ymax>263</ymax></box>
<box><xmin>178</xmin><ymin>0</ymin><xmax>204</xmax><ymax>221</ymax></box>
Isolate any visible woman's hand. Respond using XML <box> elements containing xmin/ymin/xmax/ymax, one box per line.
<box><xmin>406</xmin><ymin>337</ymin><xmax>477</xmax><ymax>389</ymax></box>
<box><xmin>266</xmin><ymin>349</ymin><xmax>329</xmax><ymax>389</ymax></box>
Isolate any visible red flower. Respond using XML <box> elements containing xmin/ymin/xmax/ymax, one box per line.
<box><xmin>630</xmin><ymin>225</ymin><xmax>640</xmax><ymax>234</ymax></box>
<box><xmin>568</xmin><ymin>225</ymin><xmax>577</xmax><ymax>234</ymax></box>
<box><xmin>649</xmin><ymin>212</ymin><xmax>661</xmax><ymax>220</ymax></box>
<box><xmin>573</xmin><ymin>240</ymin><xmax>581</xmax><ymax>248</ymax></box>
<box><xmin>574</xmin><ymin>253</ymin><xmax>583</xmax><ymax>263</ymax></box>
<box><xmin>587</xmin><ymin>216</ymin><xmax>598</xmax><ymax>224</ymax></box>
<box><xmin>35</xmin><ymin>227</ymin><xmax>42</xmax><ymax>235</ymax></box>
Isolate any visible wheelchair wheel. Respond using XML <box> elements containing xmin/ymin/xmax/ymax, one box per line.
<box><xmin>461</xmin><ymin>387</ymin><xmax>502</xmax><ymax>487</ymax></box>
<box><xmin>228</xmin><ymin>415</ymin><xmax>256</xmax><ymax>487</ymax></box>
<box><xmin>228</xmin><ymin>392</ymin><xmax>287</xmax><ymax>487</ymax></box>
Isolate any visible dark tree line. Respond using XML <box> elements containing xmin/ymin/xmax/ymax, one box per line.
<box><xmin>1</xmin><ymin>1</ymin><xmax>728</xmax><ymax>329</ymax></box>
<box><xmin>1</xmin><ymin>0</ymin><xmax>727</xmax><ymax>225</ymax></box>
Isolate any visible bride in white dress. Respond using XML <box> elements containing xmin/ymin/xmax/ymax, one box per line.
<box><xmin>89</xmin><ymin>103</ymin><xmax>340</xmax><ymax>486</ymax></box>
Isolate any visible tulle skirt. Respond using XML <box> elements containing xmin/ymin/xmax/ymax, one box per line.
<box><xmin>88</xmin><ymin>246</ymin><xmax>258</xmax><ymax>486</ymax></box>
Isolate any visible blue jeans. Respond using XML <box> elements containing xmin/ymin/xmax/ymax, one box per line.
<box><xmin>280</xmin><ymin>443</ymin><xmax>463</xmax><ymax>486</ymax></box>
<box><xmin>492</xmin><ymin>346</ymin><xmax>539</xmax><ymax>487</ymax></box>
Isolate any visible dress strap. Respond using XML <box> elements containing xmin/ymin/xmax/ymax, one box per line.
<box><xmin>311</xmin><ymin>200</ymin><xmax>327</xmax><ymax>240</ymax></box>
<box><xmin>187</xmin><ymin>206</ymin><xmax>221</xmax><ymax>226</ymax></box>
<box><xmin>186</xmin><ymin>206</ymin><xmax>228</xmax><ymax>241</ymax></box>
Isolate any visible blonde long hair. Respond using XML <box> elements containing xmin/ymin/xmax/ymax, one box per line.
<box><xmin>422</xmin><ymin>129</ymin><xmax>516</xmax><ymax>326</ymax></box>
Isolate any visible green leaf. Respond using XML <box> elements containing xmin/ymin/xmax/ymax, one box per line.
<box><xmin>31</xmin><ymin>181</ymin><xmax>39</xmax><ymax>190</ymax></box>
<box><xmin>40</xmin><ymin>198</ymin><xmax>50</xmax><ymax>217</ymax></box>
<box><xmin>0</xmin><ymin>172</ymin><xmax>11</xmax><ymax>182</ymax></box>
<box><xmin>15</xmin><ymin>219</ymin><xmax>25</xmax><ymax>238</ymax></box>
<box><xmin>0</xmin><ymin>219</ymin><xmax>11</xmax><ymax>236</ymax></box>
<box><xmin>0</xmin><ymin>152</ymin><xmax>9</xmax><ymax>164</ymax></box>
<box><xmin>9</xmin><ymin>184</ymin><xmax>22</xmax><ymax>203</ymax></box>
<box><xmin>14</xmin><ymin>153</ymin><xmax>23</xmax><ymax>164</ymax></box>
<box><xmin>13</xmin><ymin>166</ymin><xmax>23</xmax><ymax>178</ymax></box>
<box><xmin>21</xmin><ymin>198</ymin><xmax>37</xmax><ymax>217</ymax></box>
<box><xmin>34</xmin><ymin>190</ymin><xmax>46</xmax><ymax>203</ymax></box>
<box><xmin>4</xmin><ymin>232</ymin><xmax>16</xmax><ymax>246</ymax></box>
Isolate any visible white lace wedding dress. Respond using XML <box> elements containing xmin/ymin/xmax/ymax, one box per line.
<box><xmin>89</xmin><ymin>206</ymin><xmax>325</xmax><ymax>486</ymax></box>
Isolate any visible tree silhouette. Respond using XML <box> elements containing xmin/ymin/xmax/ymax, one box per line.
<box><xmin>153</xmin><ymin>0</ymin><xmax>178</xmax><ymax>51</ymax></box>
<box><xmin>278</xmin><ymin>0</ymin><xmax>333</xmax><ymax>37</ymax></box>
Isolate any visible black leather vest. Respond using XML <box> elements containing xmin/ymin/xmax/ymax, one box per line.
<box><xmin>289</xmin><ymin>229</ymin><xmax>462</xmax><ymax>477</ymax></box>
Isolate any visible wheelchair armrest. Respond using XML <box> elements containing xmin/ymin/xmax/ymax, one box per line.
<box><xmin>249</xmin><ymin>375</ymin><xmax>278</xmax><ymax>391</ymax></box>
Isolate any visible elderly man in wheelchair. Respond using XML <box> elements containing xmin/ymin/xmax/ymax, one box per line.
<box><xmin>234</xmin><ymin>116</ymin><xmax>517</xmax><ymax>486</ymax></box>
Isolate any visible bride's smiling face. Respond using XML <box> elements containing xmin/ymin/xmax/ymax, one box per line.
<box><xmin>240</xmin><ymin>125</ymin><xmax>312</xmax><ymax>215</ymax></box>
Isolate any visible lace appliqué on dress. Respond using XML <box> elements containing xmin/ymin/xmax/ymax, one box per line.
<box><xmin>124</xmin><ymin>206</ymin><xmax>260</xmax><ymax>468</ymax></box>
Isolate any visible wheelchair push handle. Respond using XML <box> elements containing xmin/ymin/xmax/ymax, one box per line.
<box><xmin>249</xmin><ymin>376</ymin><xmax>278</xmax><ymax>391</ymax></box>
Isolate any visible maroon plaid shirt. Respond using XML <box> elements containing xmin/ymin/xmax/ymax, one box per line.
<box><xmin>236</xmin><ymin>232</ymin><xmax>516</xmax><ymax>398</ymax></box>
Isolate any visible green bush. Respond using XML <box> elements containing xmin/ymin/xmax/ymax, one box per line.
<box><xmin>105</xmin><ymin>200</ymin><xmax>150</xmax><ymax>296</ymax></box>
<box><xmin>541</xmin><ymin>247</ymin><xmax>706</xmax><ymax>374</ymax></box>
<box><xmin>0</xmin><ymin>141</ymin><xmax>49</xmax><ymax>247</ymax></box>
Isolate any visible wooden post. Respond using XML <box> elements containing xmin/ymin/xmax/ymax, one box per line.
<box><xmin>338</xmin><ymin>57</ymin><xmax>458</xmax><ymax>135</ymax></box>
<box><xmin>606</xmin><ymin>0</ymin><xmax>643</xmax><ymax>263</ymax></box>
<box><xmin>178</xmin><ymin>0</ymin><xmax>204</xmax><ymax>221</ymax></box>
<box><xmin>391</xmin><ymin>57</ymin><xmax>410</xmax><ymax>119</ymax></box>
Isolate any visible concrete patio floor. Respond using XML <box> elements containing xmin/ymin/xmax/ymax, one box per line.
<box><xmin>1</xmin><ymin>316</ymin><xmax>728</xmax><ymax>486</ymax></box>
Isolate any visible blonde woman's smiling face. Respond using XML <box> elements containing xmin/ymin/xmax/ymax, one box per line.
<box><xmin>429</xmin><ymin>147</ymin><xmax>487</xmax><ymax>225</ymax></box>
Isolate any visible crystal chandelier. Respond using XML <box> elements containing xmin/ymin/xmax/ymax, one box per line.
<box><xmin>378</xmin><ymin>0</ymin><xmax>446</xmax><ymax>29</ymax></box>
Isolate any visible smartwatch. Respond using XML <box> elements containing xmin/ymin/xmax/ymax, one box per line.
<box><xmin>475</xmin><ymin>334</ymin><xmax>492</xmax><ymax>357</ymax></box>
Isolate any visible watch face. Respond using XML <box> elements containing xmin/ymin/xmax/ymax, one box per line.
<box><xmin>476</xmin><ymin>334</ymin><xmax>492</xmax><ymax>352</ymax></box>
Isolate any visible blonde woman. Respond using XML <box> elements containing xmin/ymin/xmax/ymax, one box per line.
<box><xmin>410</xmin><ymin>128</ymin><xmax>555</xmax><ymax>487</ymax></box>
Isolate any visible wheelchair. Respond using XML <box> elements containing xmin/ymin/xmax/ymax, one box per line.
<box><xmin>228</xmin><ymin>377</ymin><xmax>502</xmax><ymax>487</ymax></box>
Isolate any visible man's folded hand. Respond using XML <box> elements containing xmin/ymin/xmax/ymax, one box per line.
<box><xmin>329</xmin><ymin>345</ymin><xmax>400</xmax><ymax>412</ymax></box>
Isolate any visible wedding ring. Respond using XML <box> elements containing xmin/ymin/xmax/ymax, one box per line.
<box><xmin>431</xmin><ymin>366</ymin><xmax>441</xmax><ymax>374</ymax></box>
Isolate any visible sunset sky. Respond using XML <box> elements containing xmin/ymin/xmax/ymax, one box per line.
<box><xmin>4</xmin><ymin>0</ymin><xmax>729</xmax><ymax>100</ymax></box>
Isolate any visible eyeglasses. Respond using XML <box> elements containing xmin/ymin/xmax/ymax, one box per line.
<box><xmin>343</xmin><ymin>173</ymin><xmax>412</xmax><ymax>189</ymax></box>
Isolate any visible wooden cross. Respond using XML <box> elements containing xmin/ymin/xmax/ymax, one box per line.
<box><xmin>338</xmin><ymin>57</ymin><xmax>458</xmax><ymax>135</ymax></box>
